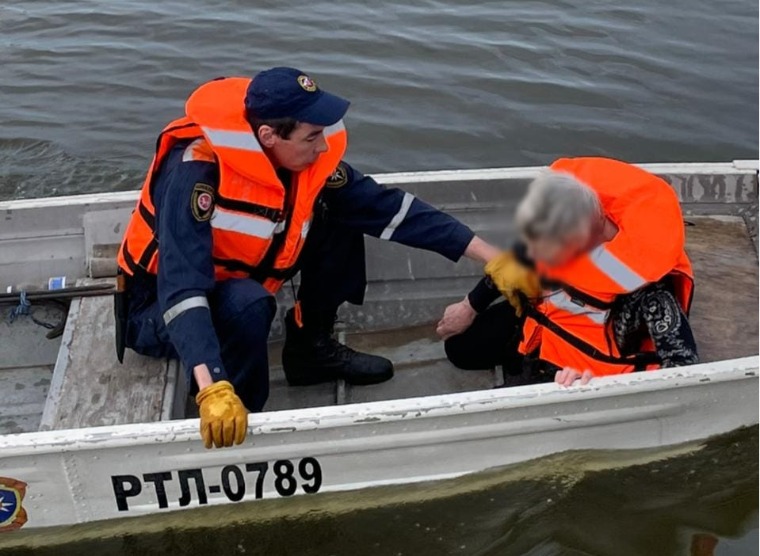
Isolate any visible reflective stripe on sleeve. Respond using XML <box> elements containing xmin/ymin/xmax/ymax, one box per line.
<box><xmin>545</xmin><ymin>290</ymin><xmax>608</xmax><ymax>325</ymax></box>
<box><xmin>202</xmin><ymin>128</ymin><xmax>263</xmax><ymax>152</ymax></box>
<box><xmin>379</xmin><ymin>192</ymin><xmax>415</xmax><ymax>240</ymax></box>
<box><xmin>163</xmin><ymin>296</ymin><xmax>210</xmax><ymax>326</ymax></box>
<box><xmin>588</xmin><ymin>245</ymin><xmax>647</xmax><ymax>292</ymax></box>
<box><xmin>210</xmin><ymin>207</ymin><xmax>278</xmax><ymax>239</ymax></box>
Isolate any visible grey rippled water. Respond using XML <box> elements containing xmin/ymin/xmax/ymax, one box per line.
<box><xmin>0</xmin><ymin>0</ymin><xmax>757</xmax><ymax>200</ymax></box>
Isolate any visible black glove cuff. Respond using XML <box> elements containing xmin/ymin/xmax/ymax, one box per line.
<box><xmin>467</xmin><ymin>276</ymin><xmax>501</xmax><ymax>313</ymax></box>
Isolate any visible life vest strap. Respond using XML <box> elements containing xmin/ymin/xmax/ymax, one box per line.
<box><xmin>120</xmin><ymin>241</ymin><xmax>140</xmax><ymax>275</ymax></box>
<box><xmin>524</xmin><ymin>305</ymin><xmax>660</xmax><ymax>368</ymax></box>
<box><xmin>540</xmin><ymin>279</ymin><xmax>614</xmax><ymax>310</ymax></box>
<box><xmin>213</xmin><ymin>257</ymin><xmax>298</xmax><ymax>282</ymax></box>
<box><xmin>215</xmin><ymin>195</ymin><xmax>284</xmax><ymax>222</ymax></box>
<box><xmin>137</xmin><ymin>200</ymin><xmax>156</xmax><ymax>229</ymax></box>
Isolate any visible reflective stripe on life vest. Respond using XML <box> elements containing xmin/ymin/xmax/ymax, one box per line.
<box><xmin>200</xmin><ymin>128</ymin><xmax>263</xmax><ymax>152</ymax></box>
<box><xmin>210</xmin><ymin>206</ymin><xmax>284</xmax><ymax>240</ymax></box>
<box><xmin>543</xmin><ymin>289</ymin><xmax>609</xmax><ymax>326</ymax></box>
<box><xmin>587</xmin><ymin>244</ymin><xmax>647</xmax><ymax>292</ymax></box>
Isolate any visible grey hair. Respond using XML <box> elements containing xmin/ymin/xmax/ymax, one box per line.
<box><xmin>515</xmin><ymin>170</ymin><xmax>602</xmax><ymax>241</ymax></box>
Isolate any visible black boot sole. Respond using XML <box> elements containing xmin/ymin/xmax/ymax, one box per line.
<box><xmin>284</xmin><ymin>372</ymin><xmax>340</xmax><ymax>387</ymax></box>
<box><xmin>283</xmin><ymin>367</ymin><xmax>394</xmax><ymax>387</ymax></box>
<box><xmin>341</xmin><ymin>368</ymin><xmax>394</xmax><ymax>386</ymax></box>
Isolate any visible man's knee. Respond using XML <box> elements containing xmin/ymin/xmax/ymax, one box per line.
<box><xmin>444</xmin><ymin>301</ymin><xmax>524</xmax><ymax>371</ymax></box>
<box><xmin>211</xmin><ymin>279</ymin><xmax>276</xmax><ymax>330</ymax></box>
<box><xmin>125</xmin><ymin>300</ymin><xmax>176</xmax><ymax>358</ymax></box>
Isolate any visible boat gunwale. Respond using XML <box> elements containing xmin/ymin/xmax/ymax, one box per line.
<box><xmin>1</xmin><ymin>355</ymin><xmax>756</xmax><ymax>455</ymax></box>
<box><xmin>1</xmin><ymin>160</ymin><xmax>756</xmax><ymax>211</ymax></box>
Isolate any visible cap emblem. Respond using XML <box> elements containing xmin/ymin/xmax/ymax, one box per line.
<box><xmin>297</xmin><ymin>75</ymin><xmax>318</xmax><ymax>92</ymax></box>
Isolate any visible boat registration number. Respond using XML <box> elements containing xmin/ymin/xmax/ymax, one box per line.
<box><xmin>111</xmin><ymin>457</ymin><xmax>323</xmax><ymax>512</ymax></box>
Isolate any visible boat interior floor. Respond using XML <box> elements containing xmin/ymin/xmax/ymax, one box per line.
<box><xmin>1</xmin><ymin>215</ymin><xmax>757</xmax><ymax>434</ymax></box>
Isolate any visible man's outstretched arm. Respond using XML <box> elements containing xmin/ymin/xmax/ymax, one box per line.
<box><xmin>321</xmin><ymin>161</ymin><xmax>499</xmax><ymax>264</ymax></box>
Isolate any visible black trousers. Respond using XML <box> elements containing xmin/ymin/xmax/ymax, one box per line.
<box><xmin>444</xmin><ymin>301</ymin><xmax>557</xmax><ymax>386</ymax></box>
<box><xmin>444</xmin><ymin>301</ymin><xmax>524</xmax><ymax>372</ymax></box>
<box><xmin>295</xmin><ymin>206</ymin><xmax>368</xmax><ymax>322</ymax></box>
<box><xmin>443</xmin><ymin>281</ymin><xmax>698</xmax><ymax>384</ymax></box>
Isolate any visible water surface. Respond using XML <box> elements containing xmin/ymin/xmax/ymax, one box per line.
<box><xmin>0</xmin><ymin>0</ymin><xmax>757</xmax><ymax>200</ymax></box>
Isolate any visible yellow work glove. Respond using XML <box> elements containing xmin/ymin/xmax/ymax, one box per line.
<box><xmin>484</xmin><ymin>252</ymin><xmax>541</xmax><ymax>316</ymax></box>
<box><xmin>195</xmin><ymin>380</ymin><xmax>248</xmax><ymax>449</ymax></box>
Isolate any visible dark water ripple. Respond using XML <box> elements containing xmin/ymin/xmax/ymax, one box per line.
<box><xmin>0</xmin><ymin>0</ymin><xmax>757</xmax><ymax>200</ymax></box>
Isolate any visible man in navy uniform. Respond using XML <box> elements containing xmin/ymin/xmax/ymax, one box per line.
<box><xmin>117</xmin><ymin>67</ymin><xmax>498</xmax><ymax>448</ymax></box>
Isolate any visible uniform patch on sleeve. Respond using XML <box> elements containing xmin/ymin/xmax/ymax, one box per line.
<box><xmin>190</xmin><ymin>183</ymin><xmax>215</xmax><ymax>222</ymax></box>
<box><xmin>325</xmin><ymin>163</ymin><xmax>349</xmax><ymax>189</ymax></box>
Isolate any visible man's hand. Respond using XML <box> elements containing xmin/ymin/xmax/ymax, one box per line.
<box><xmin>484</xmin><ymin>252</ymin><xmax>541</xmax><ymax>316</ymax></box>
<box><xmin>554</xmin><ymin>368</ymin><xmax>593</xmax><ymax>387</ymax></box>
<box><xmin>195</xmin><ymin>380</ymin><xmax>248</xmax><ymax>449</ymax></box>
<box><xmin>436</xmin><ymin>297</ymin><xmax>477</xmax><ymax>340</ymax></box>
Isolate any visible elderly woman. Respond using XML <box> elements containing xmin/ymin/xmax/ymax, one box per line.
<box><xmin>438</xmin><ymin>157</ymin><xmax>699</xmax><ymax>387</ymax></box>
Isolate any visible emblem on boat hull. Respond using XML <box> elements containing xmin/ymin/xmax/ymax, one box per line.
<box><xmin>0</xmin><ymin>477</ymin><xmax>27</xmax><ymax>532</ymax></box>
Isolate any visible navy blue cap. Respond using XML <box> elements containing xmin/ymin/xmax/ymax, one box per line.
<box><xmin>245</xmin><ymin>67</ymin><xmax>350</xmax><ymax>126</ymax></box>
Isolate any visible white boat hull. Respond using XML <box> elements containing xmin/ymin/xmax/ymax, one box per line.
<box><xmin>0</xmin><ymin>161</ymin><xmax>756</xmax><ymax>534</ymax></box>
<box><xmin>0</xmin><ymin>356</ymin><xmax>756</xmax><ymax>531</ymax></box>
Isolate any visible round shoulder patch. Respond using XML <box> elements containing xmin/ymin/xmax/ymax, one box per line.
<box><xmin>325</xmin><ymin>163</ymin><xmax>349</xmax><ymax>189</ymax></box>
<box><xmin>191</xmin><ymin>183</ymin><xmax>215</xmax><ymax>222</ymax></box>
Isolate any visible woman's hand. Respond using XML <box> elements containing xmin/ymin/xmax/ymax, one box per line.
<box><xmin>554</xmin><ymin>367</ymin><xmax>593</xmax><ymax>387</ymax></box>
<box><xmin>436</xmin><ymin>297</ymin><xmax>477</xmax><ymax>340</ymax></box>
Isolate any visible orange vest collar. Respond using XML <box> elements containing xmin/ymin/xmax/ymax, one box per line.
<box><xmin>185</xmin><ymin>77</ymin><xmax>281</xmax><ymax>187</ymax></box>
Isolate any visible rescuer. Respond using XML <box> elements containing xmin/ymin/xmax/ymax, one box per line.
<box><xmin>116</xmin><ymin>67</ymin><xmax>499</xmax><ymax>448</ymax></box>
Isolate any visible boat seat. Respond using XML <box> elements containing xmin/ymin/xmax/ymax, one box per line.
<box><xmin>84</xmin><ymin>208</ymin><xmax>130</xmax><ymax>278</ymax></box>
<box><xmin>39</xmin><ymin>279</ymin><xmax>181</xmax><ymax>430</ymax></box>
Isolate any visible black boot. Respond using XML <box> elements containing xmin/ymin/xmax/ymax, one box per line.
<box><xmin>282</xmin><ymin>308</ymin><xmax>394</xmax><ymax>386</ymax></box>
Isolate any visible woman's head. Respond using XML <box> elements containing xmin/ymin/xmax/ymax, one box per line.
<box><xmin>515</xmin><ymin>170</ymin><xmax>603</xmax><ymax>267</ymax></box>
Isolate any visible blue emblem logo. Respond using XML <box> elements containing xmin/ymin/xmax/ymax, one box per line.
<box><xmin>0</xmin><ymin>477</ymin><xmax>27</xmax><ymax>532</ymax></box>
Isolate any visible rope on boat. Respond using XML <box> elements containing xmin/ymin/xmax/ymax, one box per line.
<box><xmin>7</xmin><ymin>289</ymin><xmax>65</xmax><ymax>335</ymax></box>
<box><xmin>3</xmin><ymin>283</ymin><xmax>114</xmax><ymax>338</ymax></box>
<box><xmin>7</xmin><ymin>290</ymin><xmax>31</xmax><ymax>323</ymax></box>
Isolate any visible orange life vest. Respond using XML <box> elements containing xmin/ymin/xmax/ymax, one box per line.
<box><xmin>519</xmin><ymin>157</ymin><xmax>694</xmax><ymax>376</ymax></box>
<box><xmin>117</xmin><ymin>77</ymin><xmax>347</xmax><ymax>293</ymax></box>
